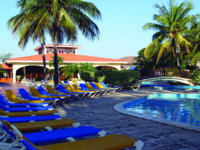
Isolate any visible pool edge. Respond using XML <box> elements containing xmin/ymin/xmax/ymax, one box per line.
<box><xmin>114</xmin><ymin>96</ymin><xmax>200</xmax><ymax>133</ymax></box>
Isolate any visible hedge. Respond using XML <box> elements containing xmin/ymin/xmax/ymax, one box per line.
<box><xmin>191</xmin><ymin>70</ymin><xmax>200</xmax><ymax>83</ymax></box>
<box><xmin>80</xmin><ymin>69</ymin><xmax>140</xmax><ymax>85</ymax></box>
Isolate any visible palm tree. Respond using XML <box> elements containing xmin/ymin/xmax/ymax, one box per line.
<box><xmin>8</xmin><ymin>3</ymin><xmax>49</xmax><ymax>85</ymax></box>
<box><xmin>79</xmin><ymin>63</ymin><xmax>97</xmax><ymax>72</ymax></box>
<box><xmin>143</xmin><ymin>0</ymin><xmax>199</xmax><ymax>70</ymax></box>
<box><xmin>0</xmin><ymin>53</ymin><xmax>13</xmax><ymax>62</ymax></box>
<box><xmin>61</xmin><ymin>63</ymin><xmax>80</xmax><ymax>79</ymax></box>
<box><xmin>16</xmin><ymin>0</ymin><xmax>101</xmax><ymax>88</ymax></box>
<box><xmin>186</xmin><ymin>19</ymin><xmax>200</xmax><ymax>69</ymax></box>
<box><xmin>49</xmin><ymin>56</ymin><xmax>64</xmax><ymax>80</ymax></box>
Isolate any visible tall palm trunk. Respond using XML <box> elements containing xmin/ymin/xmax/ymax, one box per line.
<box><xmin>53</xmin><ymin>23</ymin><xmax>59</xmax><ymax>88</ymax></box>
<box><xmin>172</xmin><ymin>38</ymin><xmax>181</xmax><ymax>70</ymax></box>
<box><xmin>40</xmin><ymin>38</ymin><xmax>47</xmax><ymax>86</ymax></box>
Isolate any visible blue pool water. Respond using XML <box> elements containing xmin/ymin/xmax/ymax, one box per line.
<box><xmin>124</xmin><ymin>94</ymin><xmax>200</xmax><ymax>126</ymax></box>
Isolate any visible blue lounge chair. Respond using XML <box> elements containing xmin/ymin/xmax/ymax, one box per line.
<box><xmin>90</xmin><ymin>83</ymin><xmax>109</xmax><ymax>94</ymax></box>
<box><xmin>3</xmin><ymin>121</ymin><xmax>144</xmax><ymax>150</ymax></box>
<box><xmin>18</xmin><ymin>88</ymin><xmax>62</xmax><ymax>105</ymax></box>
<box><xmin>2</xmin><ymin>121</ymin><xmax>106</xmax><ymax>145</ymax></box>
<box><xmin>23</xmin><ymin>126</ymin><xmax>105</xmax><ymax>144</ymax></box>
<box><xmin>0</xmin><ymin>115</ymin><xmax>61</xmax><ymax>123</ymax></box>
<box><xmin>79</xmin><ymin>83</ymin><xmax>100</xmax><ymax>96</ymax></box>
<box><xmin>37</xmin><ymin>86</ymin><xmax>70</xmax><ymax>97</ymax></box>
<box><xmin>64</xmin><ymin>80</ymin><xmax>69</xmax><ymax>84</ymax></box>
<box><xmin>57</xmin><ymin>85</ymin><xmax>86</xmax><ymax>99</ymax></box>
<box><xmin>101</xmin><ymin>82</ymin><xmax>123</xmax><ymax>91</ymax></box>
<box><xmin>0</xmin><ymin>101</ymin><xmax>54</xmax><ymax>112</ymax></box>
<box><xmin>0</xmin><ymin>94</ymin><xmax>49</xmax><ymax>107</ymax></box>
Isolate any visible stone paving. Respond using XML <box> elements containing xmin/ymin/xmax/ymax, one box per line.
<box><xmin>55</xmin><ymin>88</ymin><xmax>200</xmax><ymax>150</ymax></box>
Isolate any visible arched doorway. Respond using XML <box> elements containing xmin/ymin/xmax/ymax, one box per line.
<box><xmin>16</xmin><ymin>66</ymin><xmax>47</xmax><ymax>80</ymax></box>
<box><xmin>95</xmin><ymin>66</ymin><xmax>118</xmax><ymax>71</ymax></box>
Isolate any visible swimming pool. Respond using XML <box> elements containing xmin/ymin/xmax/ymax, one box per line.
<box><xmin>151</xmin><ymin>85</ymin><xmax>200</xmax><ymax>92</ymax></box>
<box><xmin>115</xmin><ymin>93</ymin><xmax>200</xmax><ymax>131</ymax></box>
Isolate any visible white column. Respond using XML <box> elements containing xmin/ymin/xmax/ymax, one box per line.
<box><xmin>13</xmin><ymin>69</ymin><xmax>17</xmax><ymax>83</ymax></box>
<box><xmin>24</xmin><ymin>67</ymin><xmax>26</xmax><ymax>79</ymax></box>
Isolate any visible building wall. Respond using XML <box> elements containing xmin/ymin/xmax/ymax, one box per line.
<box><xmin>12</xmin><ymin>63</ymin><xmax>121</xmax><ymax>82</ymax></box>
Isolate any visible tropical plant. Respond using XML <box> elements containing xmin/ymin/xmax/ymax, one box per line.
<box><xmin>80</xmin><ymin>71</ymin><xmax>96</xmax><ymax>83</ymax></box>
<box><xmin>0</xmin><ymin>53</ymin><xmax>13</xmax><ymax>62</ymax></box>
<box><xmin>134</xmin><ymin>48</ymin><xmax>177</xmax><ymax>69</ymax></box>
<box><xmin>186</xmin><ymin>19</ymin><xmax>200</xmax><ymax>70</ymax></box>
<box><xmin>143</xmin><ymin>0</ymin><xmax>200</xmax><ymax>70</ymax></box>
<box><xmin>15</xmin><ymin>0</ymin><xmax>101</xmax><ymax>88</ymax></box>
<box><xmin>16</xmin><ymin>75</ymin><xmax>21</xmax><ymax>82</ymax></box>
<box><xmin>191</xmin><ymin>70</ymin><xmax>200</xmax><ymax>83</ymax></box>
<box><xmin>61</xmin><ymin>63</ymin><xmax>79</xmax><ymax>79</ymax></box>
<box><xmin>0</xmin><ymin>64</ymin><xmax>5</xmax><ymax>74</ymax></box>
<box><xmin>48</xmin><ymin>56</ymin><xmax>64</xmax><ymax>80</ymax></box>
<box><xmin>79</xmin><ymin>63</ymin><xmax>97</xmax><ymax>72</ymax></box>
<box><xmin>7</xmin><ymin>2</ymin><xmax>48</xmax><ymax>85</ymax></box>
<box><xmin>49</xmin><ymin>56</ymin><xmax>64</xmax><ymax>69</ymax></box>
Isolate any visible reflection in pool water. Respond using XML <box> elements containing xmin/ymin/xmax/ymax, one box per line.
<box><xmin>124</xmin><ymin>96</ymin><xmax>200</xmax><ymax>126</ymax></box>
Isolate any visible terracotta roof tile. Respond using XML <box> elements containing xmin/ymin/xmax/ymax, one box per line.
<box><xmin>1</xmin><ymin>64</ymin><xmax>12</xmax><ymax>70</ymax></box>
<box><xmin>6</xmin><ymin>53</ymin><xmax>127</xmax><ymax>63</ymax></box>
<box><xmin>118</xmin><ymin>56</ymin><xmax>136</xmax><ymax>64</ymax></box>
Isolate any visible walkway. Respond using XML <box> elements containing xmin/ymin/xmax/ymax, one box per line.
<box><xmin>0</xmin><ymin>82</ymin><xmax>30</xmax><ymax>96</ymax></box>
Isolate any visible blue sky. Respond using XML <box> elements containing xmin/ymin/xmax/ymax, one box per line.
<box><xmin>0</xmin><ymin>0</ymin><xmax>200</xmax><ymax>59</ymax></box>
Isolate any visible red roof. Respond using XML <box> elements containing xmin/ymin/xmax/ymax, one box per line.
<box><xmin>6</xmin><ymin>54</ymin><xmax>127</xmax><ymax>63</ymax></box>
<box><xmin>1</xmin><ymin>64</ymin><xmax>12</xmax><ymax>70</ymax></box>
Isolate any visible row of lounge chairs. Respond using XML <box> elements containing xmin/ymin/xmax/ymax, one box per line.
<box><xmin>21</xmin><ymin>79</ymin><xmax>141</xmax><ymax>91</ymax></box>
<box><xmin>0</xmin><ymin>82</ymin><xmax>144</xmax><ymax>149</ymax></box>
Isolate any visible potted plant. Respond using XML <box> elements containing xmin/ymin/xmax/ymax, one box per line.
<box><xmin>16</xmin><ymin>75</ymin><xmax>21</xmax><ymax>83</ymax></box>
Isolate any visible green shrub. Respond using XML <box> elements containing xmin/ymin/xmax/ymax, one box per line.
<box><xmin>191</xmin><ymin>70</ymin><xmax>200</xmax><ymax>83</ymax></box>
<box><xmin>94</xmin><ymin>69</ymin><xmax>140</xmax><ymax>86</ymax></box>
<box><xmin>34</xmin><ymin>76</ymin><xmax>43</xmax><ymax>81</ymax></box>
<box><xmin>80</xmin><ymin>71</ymin><xmax>96</xmax><ymax>83</ymax></box>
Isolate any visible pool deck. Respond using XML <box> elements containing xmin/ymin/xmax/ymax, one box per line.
<box><xmin>1</xmin><ymin>83</ymin><xmax>200</xmax><ymax>149</ymax></box>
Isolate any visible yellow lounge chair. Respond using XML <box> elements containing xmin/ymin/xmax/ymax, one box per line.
<box><xmin>72</xmin><ymin>84</ymin><xmax>96</xmax><ymax>93</ymax></box>
<box><xmin>86</xmin><ymin>83</ymin><xmax>106</xmax><ymax>95</ymax></box>
<box><xmin>46</xmin><ymin>85</ymin><xmax>75</xmax><ymax>96</ymax></box>
<box><xmin>72</xmin><ymin>80</ymin><xmax>79</xmax><ymax>85</ymax></box>
<box><xmin>7</xmin><ymin>121</ymin><xmax>144</xmax><ymax>150</ymax></box>
<box><xmin>6</xmin><ymin>119</ymin><xmax>80</xmax><ymax>131</ymax></box>
<box><xmin>96</xmin><ymin>82</ymin><xmax>115</xmax><ymax>92</ymax></box>
<box><xmin>46</xmin><ymin>85</ymin><xmax>78</xmax><ymax>100</ymax></box>
<box><xmin>0</xmin><ymin>108</ymin><xmax>58</xmax><ymax>117</ymax></box>
<box><xmin>71</xmin><ymin>84</ymin><xmax>97</xmax><ymax>97</ymax></box>
<box><xmin>4</xmin><ymin>90</ymin><xmax>53</xmax><ymax>104</ymax></box>
<box><xmin>65</xmin><ymin>84</ymin><xmax>77</xmax><ymax>92</ymax></box>
<box><xmin>29</xmin><ymin>87</ymin><xmax>69</xmax><ymax>99</ymax></box>
<box><xmin>118</xmin><ymin>83</ymin><xmax>140</xmax><ymax>91</ymax></box>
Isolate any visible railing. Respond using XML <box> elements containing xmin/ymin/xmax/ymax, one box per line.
<box><xmin>0</xmin><ymin>78</ymin><xmax>13</xmax><ymax>82</ymax></box>
<box><xmin>140</xmin><ymin>68</ymin><xmax>191</xmax><ymax>79</ymax></box>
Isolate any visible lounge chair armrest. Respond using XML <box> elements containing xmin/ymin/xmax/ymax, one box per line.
<box><xmin>134</xmin><ymin>140</ymin><xmax>144</xmax><ymax>150</ymax></box>
<box><xmin>44</xmin><ymin>126</ymin><xmax>53</xmax><ymax>131</ymax></box>
<box><xmin>97</xmin><ymin>130</ymin><xmax>106</xmax><ymax>137</ymax></box>
<box><xmin>53</xmin><ymin>113</ymin><xmax>60</xmax><ymax>115</ymax></box>
<box><xmin>66</xmin><ymin>137</ymin><xmax>75</xmax><ymax>142</ymax></box>
<box><xmin>72</xmin><ymin>122</ymin><xmax>80</xmax><ymax>127</ymax></box>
